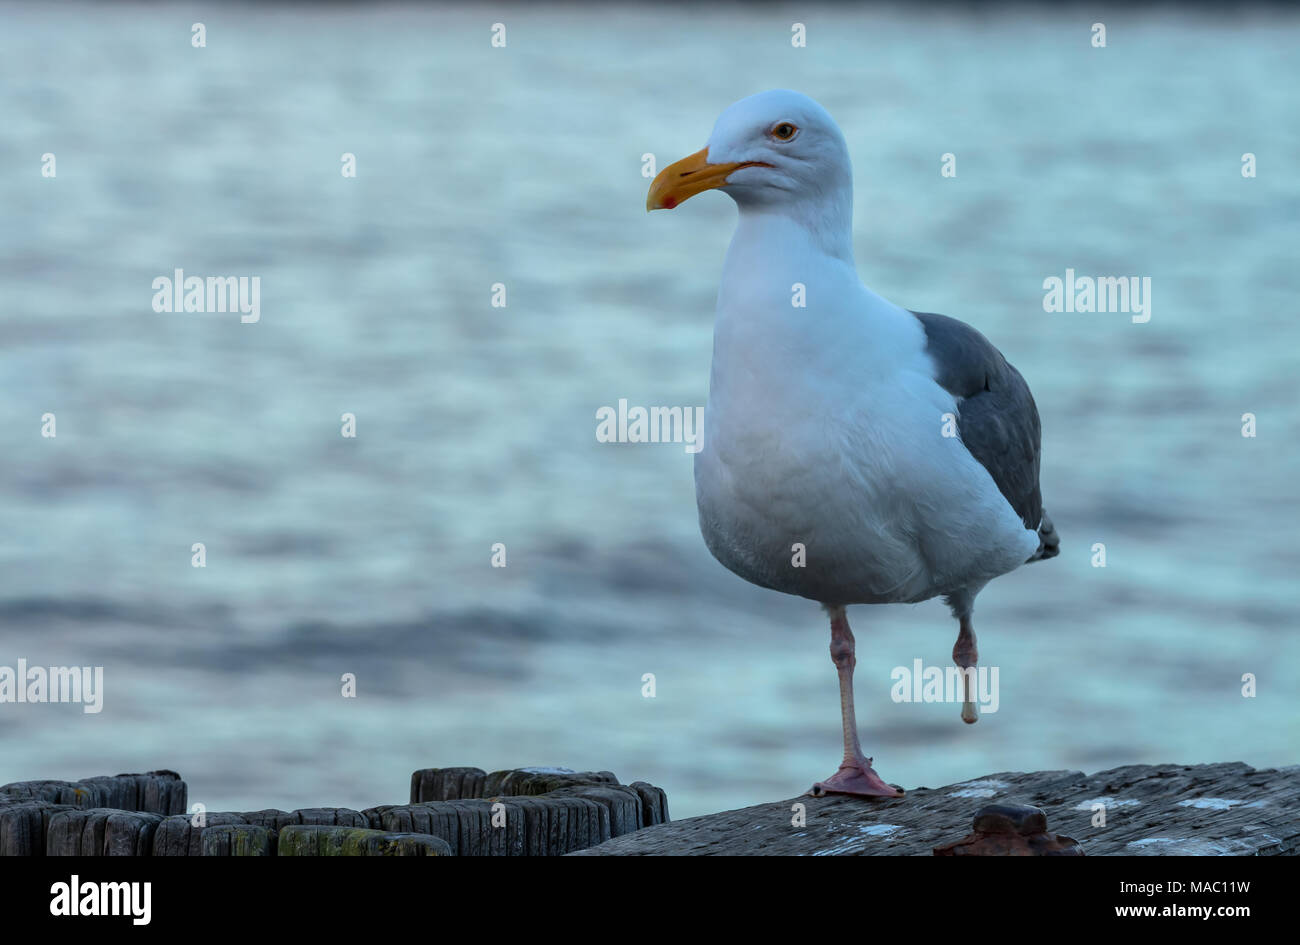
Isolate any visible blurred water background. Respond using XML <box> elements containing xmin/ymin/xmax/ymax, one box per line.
<box><xmin>1</xmin><ymin>2</ymin><xmax>1297</xmax><ymax>820</ymax></box>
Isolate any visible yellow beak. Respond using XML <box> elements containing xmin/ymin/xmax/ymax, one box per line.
<box><xmin>645</xmin><ymin>148</ymin><xmax>770</xmax><ymax>211</ymax></box>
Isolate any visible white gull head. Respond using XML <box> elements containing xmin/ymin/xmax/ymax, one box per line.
<box><xmin>647</xmin><ymin>90</ymin><xmax>854</xmax><ymax>259</ymax></box>
<box><xmin>705</xmin><ymin>90</ymin><xmax>852</xmax><ymax>210</ymax></box>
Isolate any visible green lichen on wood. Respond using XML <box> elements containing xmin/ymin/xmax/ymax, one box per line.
<box><xmin>277</xmin><ymin>825</ymin><xmax>453</xmax><ymax>856</ymax></box>
<box><xmin>201</xmin><ymin>824</ymin><xmax>273</xmax><ymax>857</ymax></box>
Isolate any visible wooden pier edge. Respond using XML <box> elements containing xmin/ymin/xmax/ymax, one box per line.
<box><xmin>570</xmin><ymin>762</ymin><xmax>1300</xmax><ymax>856</ymax></box>
<box><xmin>2</xmin><ymin>762</ymin><xmax>1294</xmax><ymax>855</ymax></box>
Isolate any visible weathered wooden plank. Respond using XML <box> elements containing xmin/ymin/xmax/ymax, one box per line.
<box><xmin>409</xmin><ymin>766</ymin><xmax>488</xmax><ymax>803</ymax></box>
<box><xmin>291</xmin><ymin>807</ymin><xmax>369</xmax><ymax>827</ymax></box>
<box><xmin>507</xmin><ymin>795</ymin><xmax>577</xmax><ymax>856</ymax></box>
<box><xmin>46</xmin><ymin>809</ymin><xmax>163</xmax><ymax>856</ymax></box>
<box><xmin>1</xmin><ymin>780</ymin><xmax>98</xmax><ymax>808</ymax></box>
<box><xmin>152</xmin><ymin>813</ymin><xmax>248</xmax><ymax>857</ymax></box>
<box><xmin>498</xmin><ymin>796</ymin><xmax>546</xmax><ymax>856</ymax></box>
<box><xmin>480</xmin><ymin>794</ymin><xmax>610</xmax><ymax>855</ymax></box>
<box><xmin>512</xmin><ymin>794</ymin><xmax>609</xmax><ymax>855</ymax></box>
<box><xmin>200</xmin><ymin>825</ymin><xmax>274</xmax><ymax>856</ymax></box>
<box><xmin>361</xmin><ymin>804</ymin><xmax>397</xmax><ymax>830</ymax></box>
<box><xmin>237</xmin><ymin>809</ymin><xmax>298</xmax><ymax>832</ymax></box>
<box><xmin>1</xmin><ymin>771</ymin><xmax>185</xmax><ymax>815</ymax></box>
<box><xmin>0</xmin><ymin>804</ymin><xmax>45</xmax><ymax>857</ymax></box>
<box><xmin>78</xmin><ymin>772</ymin><xmax>187</xmax><ymax>815</ymax></box>
<box><xmin>408</xmin><ymin>766</ymin><xmax>621</xmax><ymax>803</ymax></box>
<box><xmin>443</xmin><ymin>800</ymin><xmax>497</xmax><ymax>856</ymax></box>
<box><xmin>138</xmin><ymin>770</ymin><xmax>186</xmax><ymax>816</ymax></box>
<box><xmin>375</xmin><ymin>802</ymin><xmax>462</xmax><ymax>850</ymax></box>
<box><xmin>277</xmin><ymin>825</ymin><xmax>453</xmax><ymax>856</ymax></box>
<box><xmin>0</xmin><ymin>803</ymin><xmax>76</xmax><ymax>856</ymax></box>
<box><xmin>371</xmin><ymin>795</ymin><xmax>613</xmax><ymax>855</ymax></box>
<box><xmin>482</xmin><ymin>768</ymin><xmax>621</xmax><ymax>798</ymax></box>
<box><xmin>544</xmin><ymin>785</ymin><xmax>642</xmax><ymax>838</ymax></box>
<box><xmin>465</xmin><ymin>799</ymin><xmax>519</xmax><ymax>856</ymax></box>
<box><xmin>572</xmin><ymin>763</ymin><xmax>1300</xmax><ymax>856</ymax></box>
<box><xmin>629</xmin><ymin>781</ymin><xmax>670</xmax><ymax>827</ymax></box>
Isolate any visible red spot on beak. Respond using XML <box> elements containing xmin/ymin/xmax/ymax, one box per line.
<box><xmin>662</xmin><ymin>196</ymin><xmax>678</xmax><ymax>210</ymax></box>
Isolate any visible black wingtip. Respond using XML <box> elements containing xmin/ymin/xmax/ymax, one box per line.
<box><xmin>1029</xmin><ymin>510</ymin><xmax>1060</xmax><ymax>563</ymax></box>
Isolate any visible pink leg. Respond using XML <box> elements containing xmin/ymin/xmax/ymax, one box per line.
<box><xmin>808</xmin><ymin>607</ymin><xmax>904</xmax><ymax>798</ymax></box>
<box><xmin>953</xmin><ymin>616</ymin><xmax>978</xmax><ymax>724</ymax></box>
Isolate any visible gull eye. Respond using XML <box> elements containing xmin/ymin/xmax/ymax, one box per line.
<box><xmin>770</xmin><ymin>122</ymin><xmax>798</xmax><ymax>141</ymax></box>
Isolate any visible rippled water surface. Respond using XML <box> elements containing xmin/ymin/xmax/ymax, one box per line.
<box><xmin>2</xmin><ymin>3</ymin><xmax>1298</xmax><ymax>818</ymax></box>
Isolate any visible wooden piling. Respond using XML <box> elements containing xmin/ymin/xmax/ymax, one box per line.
<box><xmin>1</xmin><ymin>765</ymin><xmax>669</xmax><ymax>856</ymax></box>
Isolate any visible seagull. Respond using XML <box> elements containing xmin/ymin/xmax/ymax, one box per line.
<box><xmin>646</xmin><ymin>90</ymin><xmax>1058</xmax><ymax>798</ymax></box>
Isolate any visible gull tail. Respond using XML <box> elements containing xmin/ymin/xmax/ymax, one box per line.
<box><xmin>1028</xmin><ymin>510</ymin><xmax>1060</xmax><ymax>563</ymax></box>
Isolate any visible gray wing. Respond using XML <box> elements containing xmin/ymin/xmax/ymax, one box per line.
<box><xmin>912</xmin><ymin>311</ymin><xmax>1044</xmax><ymax>534</ymax></box>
